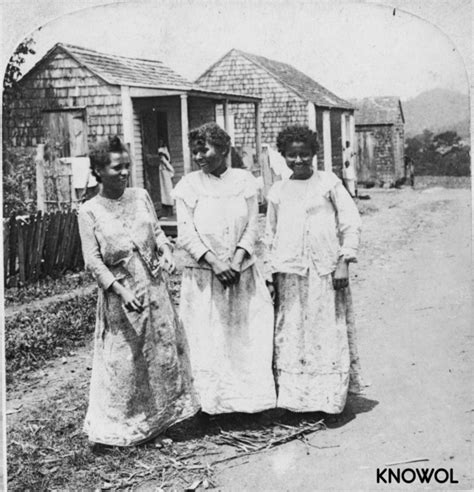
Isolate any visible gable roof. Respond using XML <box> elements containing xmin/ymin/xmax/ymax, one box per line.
<box><xmin>197</xmin><ymin>49</ymin><xmax>354</xmax><ymax>110</ymax></box>
<box><xmin>351</xmin><ymin>96</ymin><xmax>405</xmax><ymax>125</ymax></box>
<box><xmin>56</xmin><ymin>43</ymin><xmax>193</xmax><ymax>90</ymax></box>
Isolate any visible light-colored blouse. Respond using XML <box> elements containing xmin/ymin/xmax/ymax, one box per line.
<box><xmin>265</xmin><ymin>170</ymin><xmax>361</xmax><ymax>277</ymax></box>
<box><xmin>172</xmin><ymin>168</ymin><xmax>259</xmax><ymax>271</ymax></box>
<box><xmin>78</xmin><ymin>187</ymin><xmax>170</xmax><ymax>290</ymax></box>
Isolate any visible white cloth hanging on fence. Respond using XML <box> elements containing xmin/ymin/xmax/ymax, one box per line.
<box><xmin>60</xmin><ymin>157</ymin><xmax>97</xmax><ymax>189</ymax></box>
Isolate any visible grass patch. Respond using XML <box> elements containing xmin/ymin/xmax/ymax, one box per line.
<box><xmin>5</xmin><ymin>292</ymin><xmax>97</xmax><ymax>381</ymax></box>
<box><xmin>5</xmin><ymin>272</ymin><xmax>183</xmax><ymax>383</ymax></box>
<box><xmin>7</xmin><ymin>383</ymin><xmax>214</xmax><ymax>491</ymax></box>
<box><xmin>5</xmin><ymin>271</ymin><xmax>93</xmax><ymax>307</ymax></box>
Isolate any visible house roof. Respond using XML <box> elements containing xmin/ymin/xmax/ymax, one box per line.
<box><xmin>57</xmin><ymin>43</ymin><xmax>192</xmax><ymax>90</ymax></box>
<box><xmin>351</xmin><ymin>97</ymin><xmax>405</xmax><ymax>125</ymax></box>
<box><xmin>197</xmin><ymin>49</ymin><xmax>354</xmax><ymax>110</ymax></box>
<box><xmin>21</xmin><ymin>43</ymin><xmax>260</xmax><ymax>102</ymax></box>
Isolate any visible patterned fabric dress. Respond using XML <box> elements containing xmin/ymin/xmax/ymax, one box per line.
<box><xmin>78</xmin><ymin>188</ymin><xmax>199</xmax><ymax>446</ymax></box>
<box><xmin>265</xmin><ymin>171</ymin><xmax>364</xmax><ymax>413</ymax></box>
<box><xmin>172</xmin><ymin>168</ymin><xmax>277</xmax><ymax>414</ymax></box>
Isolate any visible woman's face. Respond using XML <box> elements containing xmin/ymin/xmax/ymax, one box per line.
<box><xmin>98</xmin><ymin>151</ymin><xmax>130</xmax><ymax>194</ymax></box>
<box><xmin>284</xmin><ymin>141</ymin><xmax>314</xmax><ymax>180</ymax></box>
<box><xmin>191</xmin><ymin>139</ymin><xmax>227</xmax><ymax>175</ymax></box>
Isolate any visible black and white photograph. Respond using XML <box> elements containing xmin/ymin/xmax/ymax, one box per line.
<box><xmin>1</xmin><ymin>0</ymin><xmax>472</xmax><ymax>490</ymax></box>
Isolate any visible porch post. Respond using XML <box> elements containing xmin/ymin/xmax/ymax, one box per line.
<box><xmin>308</xmin><ymin>102</ymin><xmax>316</xmax><ymax>131</ymax></box>
<box><xmin>349</xmin><ymin>112</ymin><xmax>356</xmax><ymax>162</ymax></box>
<box><xmin>308</xmin><ymin>103</ymin><xmax>317</xmax><ymax>167</ymax></box>
<box><xmin>120</xmin><ymin>85</ymin><xmax>137</xmax><ymax>186</ymax></box>
<box><xmin>223</xmin><ymin>99</ymin><xmax>231</xmax><ymax>166</ymax></box>
<box><xmin>255</xmin><ymin>101</ymin><xmax>262</xmax><ymax>172</ymax></box>
<box><xmin>180</xmin><ymin>94</ymin><xmax>191</xmax><ymax>174</ymax></box>
<box><xmin>341</xmin><ymin>112</ymin><xmax>347</xmax><ymax>166</ymax></box>
<box><xmin>223</xmin><ymin>99</ymin><xmax>230</xmax><ymax>132</ymax></box>
<box><xmin>322</xmin><ymin>109</ymin><xmax>332</xmax><ymax>171</ymax></box>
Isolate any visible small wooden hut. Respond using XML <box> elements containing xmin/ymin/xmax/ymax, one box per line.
<box><xmin>196</xmin><ymin>49</ymin><xmax>355</xmax><ymax>177</ymax></box>
<box><xmin>352</xmin><ymin>96</ymin><xmax>405</xmax><ymax>186</ymax></box>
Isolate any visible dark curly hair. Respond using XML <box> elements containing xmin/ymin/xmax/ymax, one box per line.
<box><xmin>276</xmin><ymin>125</ymin><xmax>320</xmax><ymax>156</ymax></box>
<box><xmin>188</xmin><ymin>122</ymin><xmax>231</xmax><ymax>156</ymax></box>
<box><xmin>89</xmin><ymin>136</ymin><xmax>128</xmax><ymax>183</ymax></box>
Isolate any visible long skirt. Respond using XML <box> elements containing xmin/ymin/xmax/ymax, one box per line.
<box><xmin>179</xmin><ymin>265</ymin><xmax>277</xmax><ymax>414</ymax></box>
<box><xmin>274</xmin><ymin>266</ymin><xmax>363</xmax><ymax>413</ymax></box>
<box><xmin>84</xmin><ymin>253</ymin><xmax>199</xmax><ymax>446</ymax></box>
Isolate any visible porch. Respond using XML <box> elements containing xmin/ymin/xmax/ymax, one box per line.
<box><xmin>120</xmin><ymin>86</ymin><xmax>261</xmax><ymax>215</ymax></box>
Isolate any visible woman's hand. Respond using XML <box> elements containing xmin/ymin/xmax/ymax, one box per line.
<box><xmin>332</xmin><ymin>258</ymin><xmax>349</xmax><ymax>290</ymax></box>
<box><xmin>160</xmin><ymin>244</ymin><xmax>176</xmax><ymax>274</ymax></box>
<box><xmin>230</xmin><ymin>247</ymin><xmax>248</xmax><ymax>273</ymax></box>
<box><xmin>204</xmin><ymin>252</ymin><xmax>239</xmax><ymax>288</ymax></box>
<box><xmin>111</xmin><ymin>281</ymin><xmax>144</xmax><ymax>313</ymax></box>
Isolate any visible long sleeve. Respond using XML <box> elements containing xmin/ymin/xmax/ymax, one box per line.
<box><xmin>236</xmin><ymin>195</ymin><xmax>259</xmax><ymax>256</ymax></box>
<box><xmin>78</xmin><ymin>209</ymin><xmax>116</xmax><ymax>290</ymax></box>
<box><xmin>143</xmin><ymin>189</ymin><xmax>171</xmax><ymax>251</ymax></box>
<box><xmin>330</xmin><ymin>179</ymin><xmax>362</xmax><ymax>261</ymax></box>
<box><xmin>175</xmin><ymin>198</ymin><xmax>209</xmax><ymax>262</ymax></box>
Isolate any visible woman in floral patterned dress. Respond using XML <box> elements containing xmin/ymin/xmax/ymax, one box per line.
<box><xmin>78</xmin><ymin>136</ymin><xmax>199</xmax><ymax>447</ymax></box>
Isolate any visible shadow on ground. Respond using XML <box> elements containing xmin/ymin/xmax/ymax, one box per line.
<box><xmin>165</xmin><ymin>394</ymin><xmax>379</xmax><ymax>442</ymax></box>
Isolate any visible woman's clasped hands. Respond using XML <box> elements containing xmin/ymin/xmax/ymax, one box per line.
<box><xmin>204</xmin><ymin>247</ymin><xmax>247</xmax><ymax>288</ymax></box>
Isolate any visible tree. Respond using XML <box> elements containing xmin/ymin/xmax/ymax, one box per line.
<box><xmin>3</xmin><ymin>36</ymin><xmax>36</xmax><ymax>90</ymax></box>
<box><xmin>433</xmin><ymin>131</ymin><xmax>461</xmax><ymax>150</ymax></box>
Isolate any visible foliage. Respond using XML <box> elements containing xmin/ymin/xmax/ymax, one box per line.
<box><xmin>2</xmin><ymin>145</ymin><xmax>37</xmax><ymax>216</ymax></box>
<box><xmin>3</xmin><ymin>38</ymin><xmax>36</xmax><ymax>146</ymax></box>
<box><xmin>3</xmin><ymin>37</ymin><xmax>36</xmax><ymax>90</ymax></box>
<box><xmin>4</xmin><ymin>271</ymin><xmax>92</xmax><ymax>307</ymax></box>
<box><xmin>405</xmin><ymin>129</ymin><xmax>470</xmax><ymax>177</ymax></box>
<box><xmin>5</xmin><ymin>292</ymin><xmax>97</xmax><ymax>377</ymax></box>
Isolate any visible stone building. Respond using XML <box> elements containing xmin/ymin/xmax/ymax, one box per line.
<box><xmin>196</xmin><ymin>49</ymin><xmax>355</xmax><ymax>177</ymax></box>
<box><xmin>352</xmin><ymin>97</ymin><xmax>405</xmax><ymax>186</ymax></box>
<box><xmin>4</xmin><ymin>43</ymin><xmax>260</xmax><ymax>213</ymax></box>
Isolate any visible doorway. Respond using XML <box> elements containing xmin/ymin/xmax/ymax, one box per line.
<box><xmin>140</xmin><ymin>110</ymin><xmax>169</xmax><ymax>213</ymax></box>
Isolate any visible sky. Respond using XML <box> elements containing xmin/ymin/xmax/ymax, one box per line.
<box><xmin>1</xmin><ymin>0</ymin><xmax>471</xmax><ymax>101</ymax></box>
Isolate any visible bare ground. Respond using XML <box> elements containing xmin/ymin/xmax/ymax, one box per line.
<box><xmin>5</xmin><ymin>186</ymin><xmax>473</xmax><ymax>490</ymax></box>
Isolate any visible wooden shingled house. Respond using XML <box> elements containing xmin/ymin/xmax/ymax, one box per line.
<box><xmin>351</xmin><ymin>96</ymin><xmax>405</xmax><ymax>186</ymax></box>
<box><xmin>4</xmin><ymin>43</ymin><xmax>262</xmax><ymax>213</ymax></box>
<box><xmin>195</xmin><ymin>49</ymin><xmax>355</xmax><ymax>177</ymax></box>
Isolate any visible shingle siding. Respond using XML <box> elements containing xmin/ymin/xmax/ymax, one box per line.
<box><xmin>198</xmin><ymin>51</ymin><xmax>308</xmax><ymax>148</ymax></box>
<box><xmin>354</xmin><ymin>98</ymin><xmax>405</xmax><ymax>186</ymax></box>
<box><xmin>4</xmin><ymin>49</ymin><xmax>123</xmax><ymax>147</ymax></box>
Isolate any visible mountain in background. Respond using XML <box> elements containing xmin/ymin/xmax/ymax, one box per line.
<box><xmin>402</xmin><ymin>88</ymin><xmax>470</xmax><ymax>139</ymax></box>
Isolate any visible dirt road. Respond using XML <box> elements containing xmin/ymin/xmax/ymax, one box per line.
<box><xmin>212</xmin><ymin>187</ymin><xmax>473</xmax><ymax>490</ymax></box>
<box><xmin>5</xmin><ymin>187</ymin><xmax>472</xmax><ymax>490</ymax></box>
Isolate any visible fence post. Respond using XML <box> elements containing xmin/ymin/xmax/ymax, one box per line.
<box><xmin>36</xmin><ymin>144</ymin><xmax>46</xmax><ymax>212</ymax></box>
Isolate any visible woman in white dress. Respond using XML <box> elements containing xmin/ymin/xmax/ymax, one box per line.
<box><xmin>172</xmin><ymin>123</ymin><xmax>276</xmax><ymax>415</ymax></box>
<box><xmin>265</xmin><ymin>125</ymin><xmax>364</xmax><ymax>414</ymax></box>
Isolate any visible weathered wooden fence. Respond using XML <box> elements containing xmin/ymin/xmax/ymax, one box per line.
<box><xmin>3</xmin><ymin>211</ymin><xmax>83</xmax><ymax>287</ymax></box>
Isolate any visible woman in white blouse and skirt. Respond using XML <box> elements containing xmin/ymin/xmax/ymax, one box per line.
<box><xmin>265</xmin><ymin>125</ymin><xmax>364</xmax><ymax>414</ymax></box>
<box><xmin>172</xmin><ymin>123</ymin><xmax>276</xmax><ymax>415</ymax></box>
